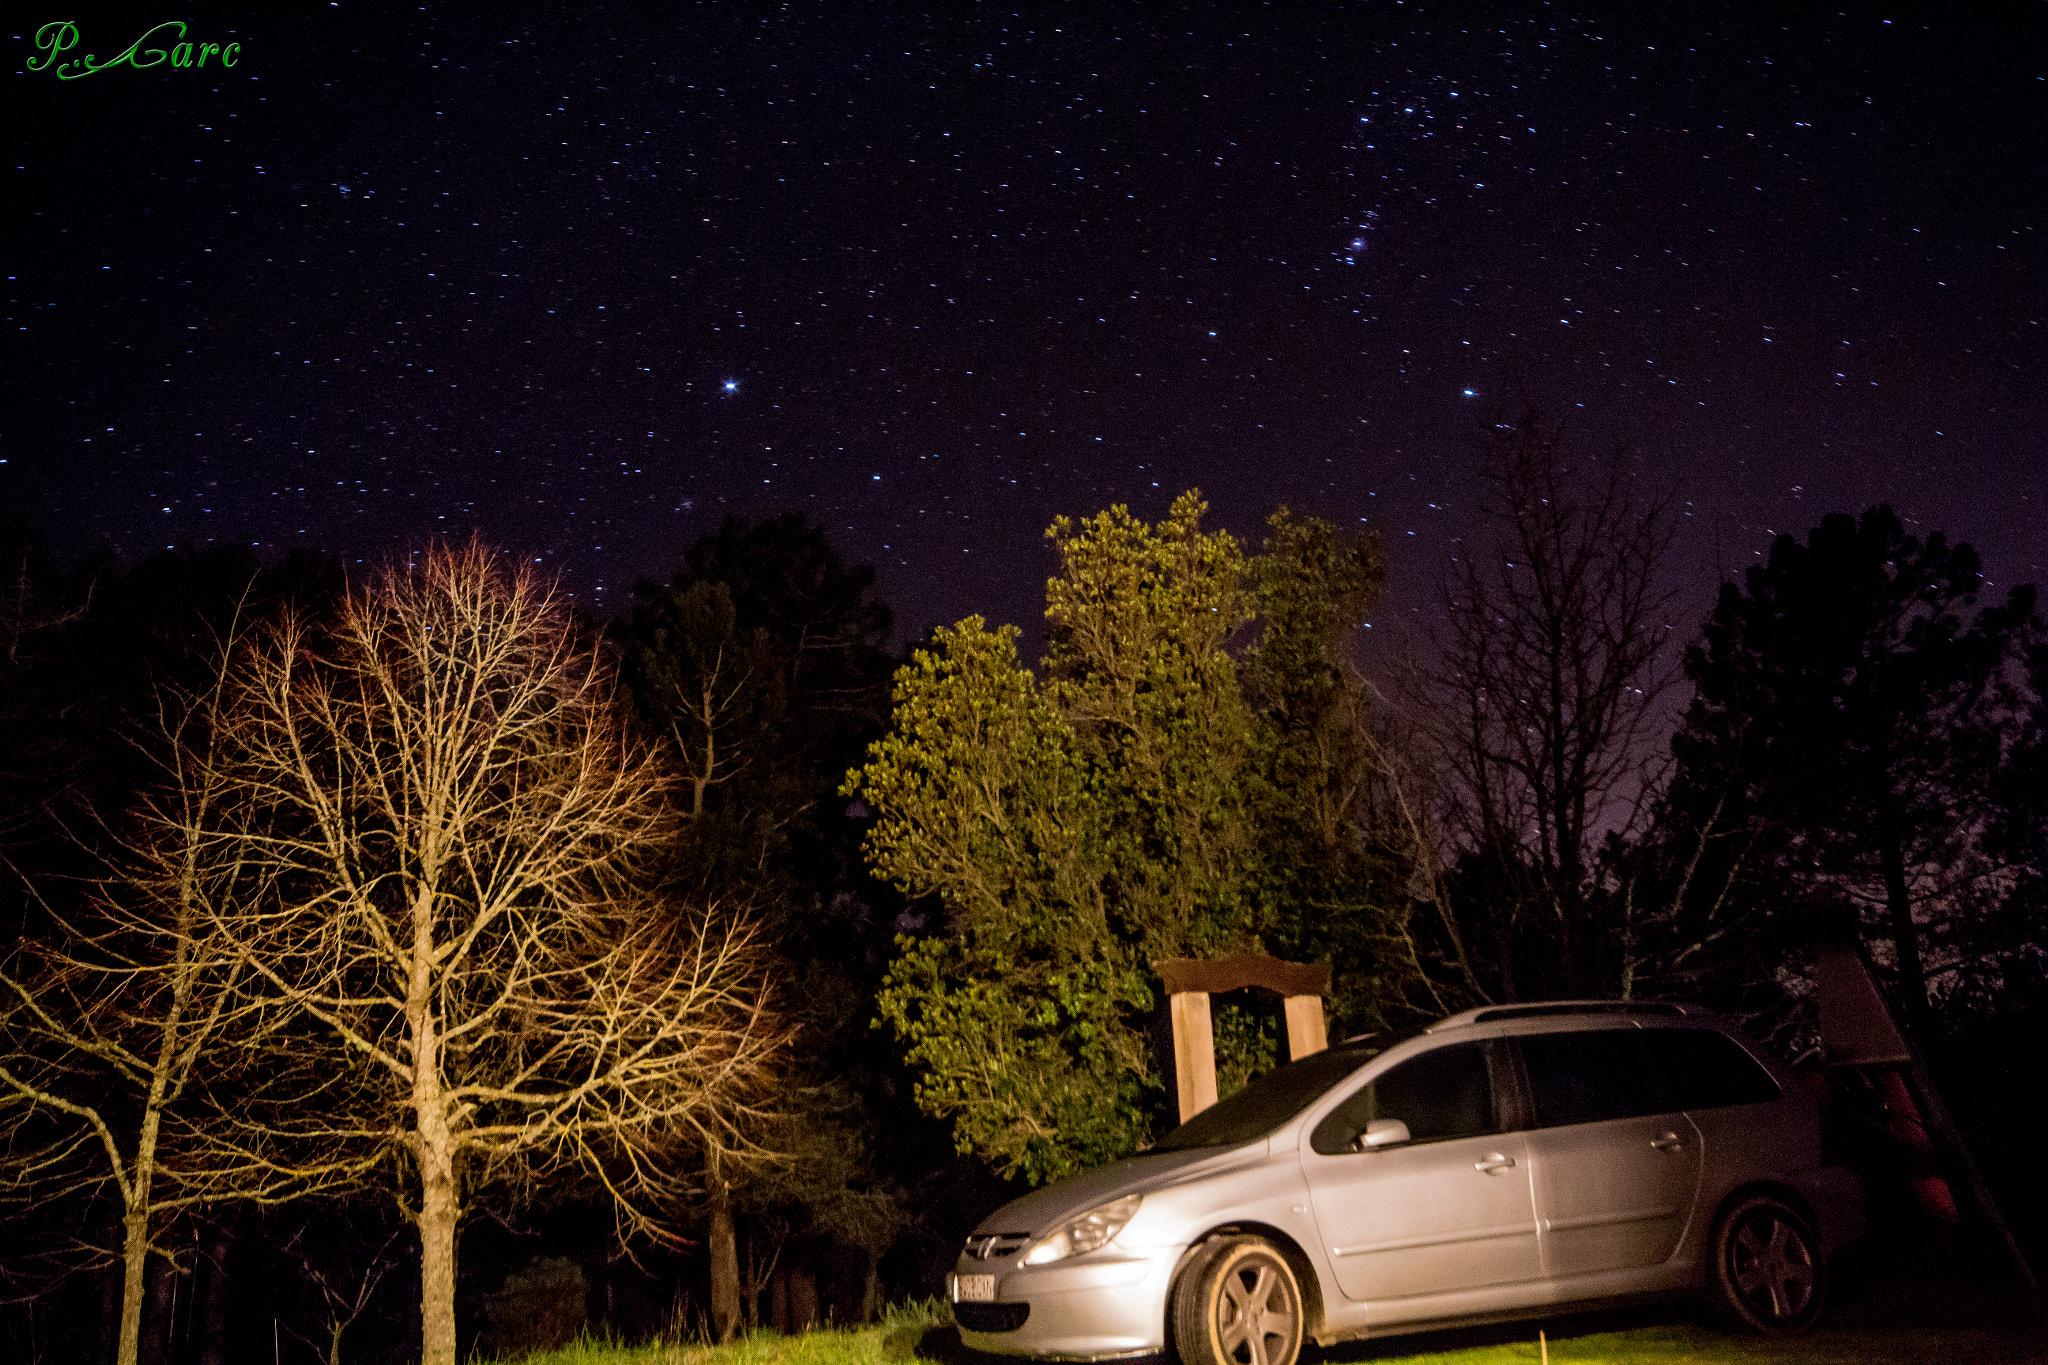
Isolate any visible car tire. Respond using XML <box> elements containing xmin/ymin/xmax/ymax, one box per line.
<box><xmin>1708</xmin><ymin>1193</ymin><xmax>1825</xmax><ymax>1333</ymax></box>
<box><xmin>1172</xmin><ymin>1236</ymin><xmax>1304</xmax><ymax>1365</ymax></box>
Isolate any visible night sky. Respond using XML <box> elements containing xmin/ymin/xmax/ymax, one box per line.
<box><xmin>7</xmin><ymin>3</ymin><xmax>2042</xmax><ymax>649</ymax></box>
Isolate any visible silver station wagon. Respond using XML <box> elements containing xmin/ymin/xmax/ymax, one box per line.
<box><xmin>950</xmin><ymin>1002</ymin><xmax>1864</xmax><ymax>1364</ymax></box>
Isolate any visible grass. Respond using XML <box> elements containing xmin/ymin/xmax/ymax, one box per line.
<box><xmin>498</xmin><ymin>1301</ymin><xmax>955</xmax><ymax>1365</ymax></box>
<box><xmin>499</xmin><ymin>1259</ymin><xmax>2048</xmax><ymax>1365</ymax></box>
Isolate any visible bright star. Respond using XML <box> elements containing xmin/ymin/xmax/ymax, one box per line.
<box><xmin>722</xmin><ymin>379</ymin><xmax>739</xmax><ymax>393</ymax></box>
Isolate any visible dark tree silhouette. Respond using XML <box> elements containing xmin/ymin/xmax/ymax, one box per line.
<box><xmin>1656</xmin><ymin>506</ymin><xmax>2039</xmax><ymax>1040</ymax></box>
<box><xmin>622</xmin><ymin>515</ymin><xmax>904</xmax><ymax>1338</ymax></box>
<box><xmin>1428</xmin><ymin>415</ymin><xmax>1678</xmax><ymax>1001</ymax></box>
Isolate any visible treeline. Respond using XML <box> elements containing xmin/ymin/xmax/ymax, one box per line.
<box><xmin>0</xmin><ymin>525</ymin><xmax>988</xmax><ymax>1365</ymax></box>
<box><xmin>853</xmin><ymin>426</ymin><xmax>2046</xmax><ymax>1200</ymax></box>
<box><xmin>1</xmin><ymin>422</ymin><xmax>2044</xmax><ymax>1363</ymax></box>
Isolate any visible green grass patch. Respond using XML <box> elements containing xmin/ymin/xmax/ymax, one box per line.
<box><xmin>499</xmin><ymin>1300</ymin><xmax>956</xmax><ymax>1365</ymax></box>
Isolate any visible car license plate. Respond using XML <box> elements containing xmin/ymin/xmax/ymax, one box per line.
<box><xmin>955</xmin><ymin>1274</ymin><xmax>996</xmax><ymax>1303</ymax></box>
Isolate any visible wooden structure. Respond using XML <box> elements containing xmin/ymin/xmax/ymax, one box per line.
<box><xmin>1153</xmin><ymin>954</ymin><xmax>1332</xmax><ymax>1122</ymax></box>
<box><xmin>1814</xmin><ymin>934</ymin><xmax>2034</xmax><ymax>1287</ymax></box>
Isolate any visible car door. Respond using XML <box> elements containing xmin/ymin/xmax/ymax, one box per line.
<box><xmin>1514</xmin><ymin>1028</ymin><xmax>1704</xmax><ymax>1281</ymax></box>
<box><xmin>1301</xmin><ymin>1039</ymin><xmax>1542</xmax><ymax>1303</ymax></box>
<box><xmin>1647</xmin><ymin>1026</ymin><xmax>1794</xmax><ymax>1204</ymax></box>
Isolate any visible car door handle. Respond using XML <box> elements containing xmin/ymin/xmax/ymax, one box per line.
<box><xmin>1474</xmin><ymin>1153</ymin><xmax>1517</xmax><ymax>1174</ymax></box>
<box><xmin>1650</xmin><ymin>1132</ymin><xmax>1686</xmax><ymax>1152</ymax></box>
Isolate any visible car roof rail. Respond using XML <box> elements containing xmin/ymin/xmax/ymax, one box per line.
<box><xmin>1464</xmin><ymin>999</ymin><xmax>1694</xmax><ymax>1025</ymax></box>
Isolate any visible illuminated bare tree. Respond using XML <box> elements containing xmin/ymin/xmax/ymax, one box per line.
<box><xmin>0</xmin><ymin>664</ymin><xmax>363</xmax><ymax>1365</ymax></box>
<box><xmin>196</xmin><ymin>543</ymin><xmax>786</xmax><ymax>1365</ymax></box>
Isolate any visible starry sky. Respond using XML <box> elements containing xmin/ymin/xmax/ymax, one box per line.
<box><xmin>6</xmin><ymin>2</ymin><xmax>2043</xmax><ymax>649</ymax></box>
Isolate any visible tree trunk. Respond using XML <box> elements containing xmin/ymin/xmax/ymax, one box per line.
<box><xmin>860</xmin><ymin>1250</ymin><xmax>883</xmax><ymax>1324</ymax></box>
<box><xmin>411</xmin><ymin>879</ymin><xmax>461</xmax><ymax>1365</ymax></box>
<box><xmin>97</xmin><ymin>1251</ymin><xmax>121</xmax><ymax>1365</ymax></box>
<box><xmin>117</xmin><ymin>1209</ymin><xmax>151</xmax><ymax>1365</ymax></box>
<box><xmin>707</xmin><ymin>1169</ymin><xmax>740</xmax><ymax>1342</ymax></box>
<box><xmin>121</xmin><ymin>1013</ymin><xmax>173</xmax><ymax>1365</ymax></box>
<box><xmin>418</xmin><ymin>1153</ymin><xmax>460</xmax><ymax>1365</ymax></box>
<box><xmin>1492</xmin><ymin>897</ymin><xmax>1518</xmax><ymax>1003</ymax></box>
<box><xmin>1876</xmin><ymin>790</ymin><xmax>1933</xmax><ymax>1042</ymax></box>
<box><xmin>138</xmin><ymin>1241</ymin><xmax>175</xmax><ymax>1365</ymax></box>
<box><xmin>787</xmin><ymin>1262</ymin><xmax>817</xmax><ymax>1333</ymax></box>
<box><xmin>198</xmin><ymin>1226</ymin><xmax>234</xmax><ymax>1365</ymax></box>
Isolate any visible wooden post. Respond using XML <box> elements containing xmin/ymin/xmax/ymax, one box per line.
<box><xmin>1283</xmin><ymin>995</ymin><xmax>1328</xmax><ymax>1060</ymax></box>
<box><xmin>1168</xmin><ymin>991</ymin><xmax>1218</xmax><ymax>1121</ymax></box>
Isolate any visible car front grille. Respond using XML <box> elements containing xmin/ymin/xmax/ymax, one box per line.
<box><xmin>954</xmin><ymin>1301</ymin><xmax>1030</xmax><ymax>1333</ymax></box>
<box><xmin>962</xmin><ymin>1232</ymin><xmax>1030</xmax><ymax>1260</ymax></box>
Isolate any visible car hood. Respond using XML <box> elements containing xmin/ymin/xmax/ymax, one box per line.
<box><xmin>971</xmin><ymin>1141</ymin><xmax>1269</xmax><ymax>1236</ymax></box>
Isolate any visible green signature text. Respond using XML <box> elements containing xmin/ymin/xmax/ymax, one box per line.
<box><xmin>28</xmin><ymin>20</ymin><xmax>241</xmax><ymax>79</ymax></box>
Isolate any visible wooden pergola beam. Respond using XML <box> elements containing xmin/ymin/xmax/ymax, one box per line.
<box><xmin>1154</xmin><ymin>954</ymin><xmax>1332</xmax><ymax>999</ymax></box>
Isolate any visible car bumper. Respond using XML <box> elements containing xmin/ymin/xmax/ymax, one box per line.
<box><xmin>950</xmin><ymin>1246</ymin><xmax>1184</xmax><ymax>1360</ymax></box>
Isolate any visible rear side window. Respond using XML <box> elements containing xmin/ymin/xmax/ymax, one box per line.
<box><xmin>1648</xmin><ymin>1029</ymin><xmax>1783</xmax><ymax>1110</ymax></box>
<box><xmin>1520</xmin><ymin>1028</ymin><xmax>1782</xmax><ymax>1129</ymax></box>
<box><xmin>1310</xmin><ymin>1041</ymin><xmax>1500</xmax><ymax>1154</ymax></box>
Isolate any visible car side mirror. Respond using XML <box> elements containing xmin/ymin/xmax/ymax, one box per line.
<box><xmin>1358</xmin><ymin>1118</ymin><xmax>1411</xmax><ymax>1151</ymax></box>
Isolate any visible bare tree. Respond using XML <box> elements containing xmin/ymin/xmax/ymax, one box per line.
<box><xmin>1431</xmin><ymin>415</ymin><xmax>1680</xmax><ymax>999</ymax></box>
<box><xmin>0</xmin><ymin>907</ymin><xmax>233</xmax><ymax>1365</ymax></box>
<box><xmin>0</xmin><ymin>659</ymin><xmax>362</xmax><ymax>1365</ymax></box>
<box><xmin>275</xmin><ymin>1217</ymin><xmax>405</xmax><ymax>1365</ymax></box>
<box><xmin>0</xmin><ymin>535</ymin><xmax>95</xmax><ymax>846</ymax></box>
<box><xmin>1357</xmin><ymin>643</ymin><xmax>1488</xmax><ymax>1012</ymax></box>
<box><xmin>182</xmin><ymin>542</ymin><xmax>787</xmax><ymax>1365</ymax></box>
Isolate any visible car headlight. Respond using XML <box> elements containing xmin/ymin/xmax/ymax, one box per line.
<box><xmin>1021</xmin><ymin>1195</ymin><xmax>1143</xmax><ymax>1265</ymax></box>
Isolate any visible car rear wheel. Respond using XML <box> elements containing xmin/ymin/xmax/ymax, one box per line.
<box><xmin>1172</xmin><ymin>1236</ymin><xmax>1304</xmax><ymax>1365</ymax></box>
<box><xmin>1708</xmin><ymin>1194</ymin><xmax>1825</xmax><ymax>1332</ymax></box>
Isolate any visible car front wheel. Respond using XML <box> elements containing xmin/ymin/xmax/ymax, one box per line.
<box><xmin>1172</xmin><ymin>1236</ymin><xmax>1304</xmax><ymax>1365</ymax></box>
<box><xmin>1708</xmin><ymin>1194</ymin><xmax>1825</xmax><ymax>1332</ymax></box>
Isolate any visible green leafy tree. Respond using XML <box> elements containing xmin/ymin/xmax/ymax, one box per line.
<box><xmin>1245</xmin><ymin>510</ymin><xmax>1434</xmax><ymax>1027</ymax></box>
<box><xmin>849</xmin><ymin>494</ymin><xmax>1420</xmax><ymax>1184</ymax></box>
<box><xmin>851</xmin><ymin>616</ymin><xmax>1141</xmax><ymax>1184</ymax></box>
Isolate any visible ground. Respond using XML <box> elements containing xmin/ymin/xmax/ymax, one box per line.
<box><xmin>499</xmin><ymin>1249</ymin><xmax>2047</xmax><ymax>1365</ymax></box>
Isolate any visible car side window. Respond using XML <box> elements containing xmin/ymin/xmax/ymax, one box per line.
<box><xmin>1520</xmin><ymin>1028</ymin><xmax>1782</xmax><ymax>1129</ymax></box>
<box><xmin>1520</xmin><ymin>1030</ymin><xmax>1663</xmax><ymax>1127</ymax></box>
<box><xmin>1309</xmin><ymin>1041</ymin><xmax>1498</xmax><ymax>1155</ymax></box>
<box><xmin>1645</xmin><ymin>1029</ymin><xmax>1782</xmax><ymax>1110</ymax></box>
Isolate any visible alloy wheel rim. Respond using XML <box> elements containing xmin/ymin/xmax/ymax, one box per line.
<box><xmin>1730</xmin><ymin>1211</ymin><xmax>1816</xmax><ymax>1322</ymax></box>
<box><xmin>1216</xmin><ymin>1254</ymin><xmax>1298</xmax><ymax>1365</ymax></box>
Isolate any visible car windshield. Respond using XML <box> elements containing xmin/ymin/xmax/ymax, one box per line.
<box><xmin>1151</xmin><ymin>1044</ymin><xmax>1380</xmax><ymax>1151</ymax></box>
